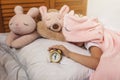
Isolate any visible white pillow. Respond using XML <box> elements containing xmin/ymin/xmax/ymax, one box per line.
<box><xmin>17</xmin><ymin>38</ymin><xmax>92</xmax><ymax>80</ymax></box>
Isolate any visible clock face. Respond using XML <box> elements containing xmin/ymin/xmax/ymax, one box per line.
<box><xmin>51</xmin><ymin>53</ymin><xmax>61</xmax><ymax>62</ymax></box>
<box><xmin>50</xmin><ymin>49</ymin><xmax>62</xmax><ymax>63</ymax></box>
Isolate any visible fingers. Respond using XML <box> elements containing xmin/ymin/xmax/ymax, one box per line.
<box><xmin>48</xmin><ymin>45</ymin><xmax>63</xmax><ymax>51</ymax></box>
<box><xmin>48</xmin><ymin>45</ymin><xmax>71</xmax><ymax>58</ymax></box>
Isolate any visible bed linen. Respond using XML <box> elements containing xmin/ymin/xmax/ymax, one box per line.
<box><xmin>0</xmin><ymin>33</ymin><xmax>28</xmax><ymax>80</ymax></box>
<box><xmin>0</xmin><ymin>33</ymin><xmax>92</xmax><ymax>80</ymax></box>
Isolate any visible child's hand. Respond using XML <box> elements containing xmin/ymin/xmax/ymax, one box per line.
<box><xmin>48</xmin><ymin>45</ymin><xmax>71</xmax><ymax>58</ymax></box>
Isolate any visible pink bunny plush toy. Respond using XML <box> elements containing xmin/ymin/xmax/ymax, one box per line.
<box><xmin>6</xmin><ymin>6</ymin><xmax>39</xmax><ymax>48</ymax></box>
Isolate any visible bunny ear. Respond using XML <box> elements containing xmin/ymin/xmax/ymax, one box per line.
<box><xmin>68</xmin><ymin>10</ymin><xmax>75</xmax><ymax>15</ymax></box>
<box><xmin>59</xmin><ymin>5</ymin><xmax>69</xmax><ymax>17</ymax></box>
<box><xmin>39</xmin><ymin>6</ymin><xmax>47</xmax><ymax>16</ymax></box>
<box><xmin>14</xmin><ymin>6</ymin><xmax>23</xmax><ymax>14</ymax></box>
<box><xmin>27</xmin><ymin>7</ymin><xmax>39</xmax><ymax>18</ymax></box>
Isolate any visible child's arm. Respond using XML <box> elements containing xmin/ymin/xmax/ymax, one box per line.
<box><xmin>48</xmin><ymin>45</ymin><xmax>102</xmax><ymax>70</ymax></box>
<box><xmin>68</xmin><ymin>46</ymin><xmax>102</xmax><ymax>70</ymax></box>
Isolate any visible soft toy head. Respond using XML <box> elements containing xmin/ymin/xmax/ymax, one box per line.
<box><xmin>37</xmin><ymin>5</ymin><xmax>69</xmax><ymax>41</ymax></box>
<box><xmin>9</xmin><ymin>6</ymin><xmax>39</xmax><ymax>35</ymax></box>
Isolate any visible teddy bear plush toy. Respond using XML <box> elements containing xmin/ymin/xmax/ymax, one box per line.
<box><xmin>37</xmin><ymin>5</ymin><xmax>70</xmax><ymax>41</ymax></box>
<box><xmin>6</xmin><ymin>6</ymin><xmax>39</xmax><ymax>48</ymax></box>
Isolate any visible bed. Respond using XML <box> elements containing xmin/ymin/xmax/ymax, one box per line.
<box><xmin>0</xmin><ymin>33</ymin><xmax>93</xmax><ymax>80</ymax></box>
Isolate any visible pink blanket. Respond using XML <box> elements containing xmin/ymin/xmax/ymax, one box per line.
<box><xmin>62</xmin><ymin>11</ymin><xmax>120</xmax><ymax>80</ymax></box>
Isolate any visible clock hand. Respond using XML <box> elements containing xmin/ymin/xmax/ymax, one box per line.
<box><xmin>54</xmin><ymin>53</ymin><xmax>57</xmax><ymax>60</ymax></box>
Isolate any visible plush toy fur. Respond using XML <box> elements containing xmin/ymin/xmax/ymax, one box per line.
<box><xmin>6</xmin><ymin>6</ymin><xmax>39</xmax><ymax>48</ymax></box>
<box><xmin>37</xmin><ymin>5</ymin><xmax>69</xmax><ymax>41</ymax></box>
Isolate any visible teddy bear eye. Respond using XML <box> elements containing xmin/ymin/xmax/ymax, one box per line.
<box><xmin>24</xmin><ymin>23</ymin><xmax>29</xmax><ymax>26</ymax></box>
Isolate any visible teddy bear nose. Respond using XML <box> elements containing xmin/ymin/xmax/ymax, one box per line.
<box><xmin>50</xmin><ymin>24</ymin><xmax>62</xmax><ymax>32</ymax></box>
<box><xmin>53</xmin><ymin>24</ymin><xmax>59</xmax><ymax>29</ymax></box>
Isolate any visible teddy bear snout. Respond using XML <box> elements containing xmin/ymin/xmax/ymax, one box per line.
<box><xmin>53</xmin><ymin>24</ymin><xmax>59</xmax><ymax>29</ymax></box>
<box><xmin>50</xmin><ymin>23</ymin><xmax>62</xmax><ymax>32</ymax></box>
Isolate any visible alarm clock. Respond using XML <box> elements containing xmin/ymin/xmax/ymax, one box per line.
<box><xmin>49</xmin><ymin>49</ymin><xmax>62</xmax><ymax>63</ymax></box>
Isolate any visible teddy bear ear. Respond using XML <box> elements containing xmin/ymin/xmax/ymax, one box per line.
<box><xmin>14</xmin><ymin>6</ymin><xmax>23</xmax><ymax>14</ymax></box>
<box><xmin>59</xmin><ymin>5</ymin><xmax>69</xmax><ymax>17</ymax></box>
<box><xmin>27</xmin><ymin>7</ymin><xmax>39</xmax><ymax>18</ymax></box>
<box><xmin>39</xmin><ymin>6</ymin><xmax>47</xmax><ymax>16</ymax></box>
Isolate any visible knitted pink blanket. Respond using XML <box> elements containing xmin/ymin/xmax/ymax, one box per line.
<box><xmin>62</xmin><ymin>11</ymin><xmax>120</xmax><ymax>80</ymax></box>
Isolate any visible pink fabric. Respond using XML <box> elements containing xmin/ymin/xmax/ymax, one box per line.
<box><xmin>62</xmin><ymin>13</ymin><xmax>104</xmax><ymax>43</ymax></box>
<box><xmin>62</xmin><ymin>12</ymin><xmax>120</xmax><ymax>80</ymax></box>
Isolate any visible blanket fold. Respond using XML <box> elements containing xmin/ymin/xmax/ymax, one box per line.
<box><xmin>90</xmin><ymin>29</ymin><xmax>120</xmax><ymax>80</ymax></box>
<box><xmin>0</xmin><ymin>34</ymin><xmax>28</xmax><ymax>80</ymax></box>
